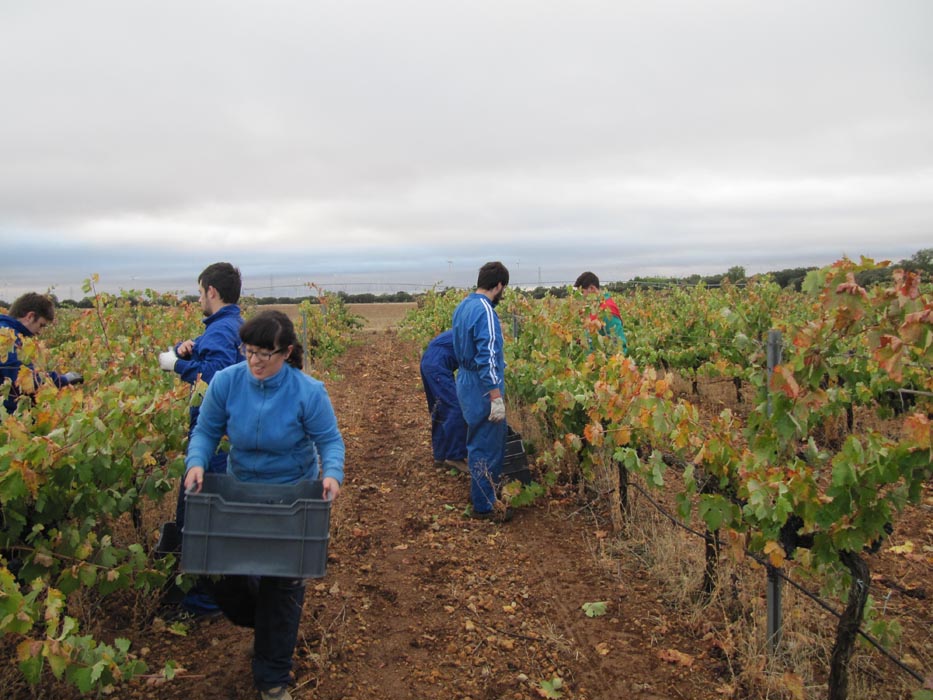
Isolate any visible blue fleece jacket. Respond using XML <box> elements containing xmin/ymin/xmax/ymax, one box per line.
<box><xmin>1</xmin><ymin>314</ymin><xmax>74</xmax><ymax>414</ymax></box>
<box><xmin>185</xmin><ymin>361</ymin><xmax>345</xmax><ymax>485</ymax></box>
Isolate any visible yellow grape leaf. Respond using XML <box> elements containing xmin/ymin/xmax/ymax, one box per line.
<box><xmin>16</xmin><ymin>640</ymin><xmax>43</xmax><ymax>661</ymax></box>
<box><xmin>16</xmin><ymin>365</ymin><xmax>36</xmax><ymax>395</ymax></box>
<box><xmin>11</xmin><ymin>460</ymin><xmax>41</xmax><ymax>498</ymax></box>
<box><xmin>763</xmin><ymin>541</ymin><xmax>786</xmax><ymax>568</ymax></box>
<box><xmin>595</xmin><ymin>642</ymin><xmax>611</xmax><ymax>656</ymax></box>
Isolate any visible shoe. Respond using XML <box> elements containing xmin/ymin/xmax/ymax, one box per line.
<box><xmin>181</xmin><ymin>590</ymin><xmax>222</xmax><ymax>618</ymax></box>
<box><xmin>444</xmin><ymin>459</ymin><xmax>469</xmax><ymax>473</ymax></box>
<box><xmin>158</xmin><ymin>605</ymin><xmax>196</xmax><ymax>623</ymax></box>
<box><xmin>260</xmin><ymin>686</ymin><xmax>292</xmax><ymax>700</ymax></box>
<box><xmin>469</xmin><ymin>506</ymin><xmax>513</xmax><ymax>523</ymax></box>
<box><xmin>433</xmin><ymin>460</ymin><xmax>447</xmax><ymax>469</ymax></box>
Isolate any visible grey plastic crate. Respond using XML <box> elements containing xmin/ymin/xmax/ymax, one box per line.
<box><xmin>181</xmin><ymin>473</ymin><xmax>331</xmax><ymax>578</ymax></box>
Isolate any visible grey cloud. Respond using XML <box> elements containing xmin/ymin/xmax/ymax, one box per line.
<box><xmin>0</xmin><ymin>0</ymin><xmax>930</xmax><ymax>296</ymax></box>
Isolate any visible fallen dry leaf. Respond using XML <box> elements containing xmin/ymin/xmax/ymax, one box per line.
<box><xmin>783</xmin><ymin>672</ymin><xmax>805</xmax><ymax>700</ymax></box>
<box><xmin>887</xmin><ymin>541</ymin><xmax>915</xmax><ymax>555</ymax></box>
<box><xmin>657</xmin><ymin>648</ymin><xmax>694</xmax><ymax>667</ymax></box>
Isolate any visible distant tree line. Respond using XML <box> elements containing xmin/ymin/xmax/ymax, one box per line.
<box><xmin>3</xmin><ymin>249</ymin><xmax>929</xmax><ymax>310</ymax></box>
<box><xmin>27</xmin><ymin>290</ymin><xmax>420</xmax><ymax>310</ymax></box>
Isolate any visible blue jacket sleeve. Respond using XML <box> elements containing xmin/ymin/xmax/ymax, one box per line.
<box><xmin>174</xmin><ymin>330</ymin><xmax>241</xmax><ymax>385</ymax></box>
<box><xmin>301</xmin><ymin>386</ymin><xmax>346</xmax><ymax>484</ymax></box>
<box><xmin>470</xmin><ymin>305</ymin><xmax>502</xmax><ymax>393</ymax></box>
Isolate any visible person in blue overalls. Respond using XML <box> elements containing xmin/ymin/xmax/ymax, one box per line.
<box><xmin>451</xmin><ymin>261</ymin><xmax>511</xmax><ymax>521</ymax></box>
<box><xmin>420</xmin><ymin>330</ymin><xmax>468</xmax><ymax>471</ymax></box>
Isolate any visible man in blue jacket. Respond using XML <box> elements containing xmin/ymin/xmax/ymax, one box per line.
<box><xmin>420</xmin><ymin>330</ymin><xmax>468</xmax><ymax>471</ymax></box>
<box><xmin>1</xmin><ymin>292</ymin><xmax>83</xmax><ymax>415</ymax></box>
<box><xmin>452</xmin><ymin>261</ymin><xmax>511</xmax><ymax>521</ymax></box>
<box><xmin>158</xmin><ymin>262</ymin><xmax>244</xmax><ymax>615</ymax></box>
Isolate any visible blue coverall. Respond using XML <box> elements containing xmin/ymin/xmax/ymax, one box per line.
<box><xmin>420</xmin><ymin>330</ymin><xmax>468</xmax><ymax>463</ymax></box>
<box><xmin>451</xmin><ymin>293</ymin><xmax>507</xmax><ymax>514</ymax></box>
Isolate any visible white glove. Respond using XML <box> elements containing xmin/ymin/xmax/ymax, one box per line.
<box><xmin>62</xmin><ymin>371</ymin><xmax>84</xmax><ymax>385</ymax></box>
<box><xmin>159</xmin><ymin>349</ymin><xmax>178</xmax><ymax>372</ymax></box>
<box><xmin>489</xmin><ymin>396</ymin><xmax>506</xmax><ymax>422</ymax></box>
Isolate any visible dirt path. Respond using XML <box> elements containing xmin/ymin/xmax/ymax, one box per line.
<box><xmin>131</xmin><ymin>330</ymin><xmax>730</xmax><ymax>699</ymax></box>
<box><xmin>310</xmin><ymin>331</ymin><xmax>729</xmax><ymax>699</ymax></box>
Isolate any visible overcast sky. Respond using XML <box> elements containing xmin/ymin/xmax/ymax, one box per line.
<box><xmin>1</xmin><ymin>1</ymin><xmax>931</xmax><ymax>300</ymax></box>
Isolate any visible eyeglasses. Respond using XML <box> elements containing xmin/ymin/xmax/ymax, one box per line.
<box><xmin>240</xmin><ymin>345</ymin><xmax>284</xmax><ymax>361</ymax></box>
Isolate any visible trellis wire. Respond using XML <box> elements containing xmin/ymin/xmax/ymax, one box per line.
<box><xmin>625</xmin><ymin>479</ymin><xmax>924</xmax><ymax>685</ymax></box>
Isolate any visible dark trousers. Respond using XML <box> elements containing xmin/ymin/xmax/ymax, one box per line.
<box><xmin>204</xmin><ymin>575</ymin><xmax>307</xmax><ymax>690</ymax></box>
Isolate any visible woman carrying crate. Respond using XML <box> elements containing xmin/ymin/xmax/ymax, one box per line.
<box><xmin>184</xmin><ymin>309</ymin><xmax>345</xmax><ymax>700</ymax></box>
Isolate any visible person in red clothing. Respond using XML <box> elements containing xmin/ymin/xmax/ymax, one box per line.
<box><xmin>574</xmin><ymin>272</ymin><xmax>628</xmax><ymax>355</ymax></box>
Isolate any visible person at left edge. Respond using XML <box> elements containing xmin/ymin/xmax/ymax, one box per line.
<box><xmin>1</xmin><ymin>292</ymin><xmax>83</xmax><ymax>415</ymax></box>
<box><xmin>158</xmin><ymin>262</ymin><xmax>245</xmax><ymax>532</ymax></box>
<box><xmin>183</xmin><ymin>309</ymin><xmax>345</xmax><ymax>700</ymax></box>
